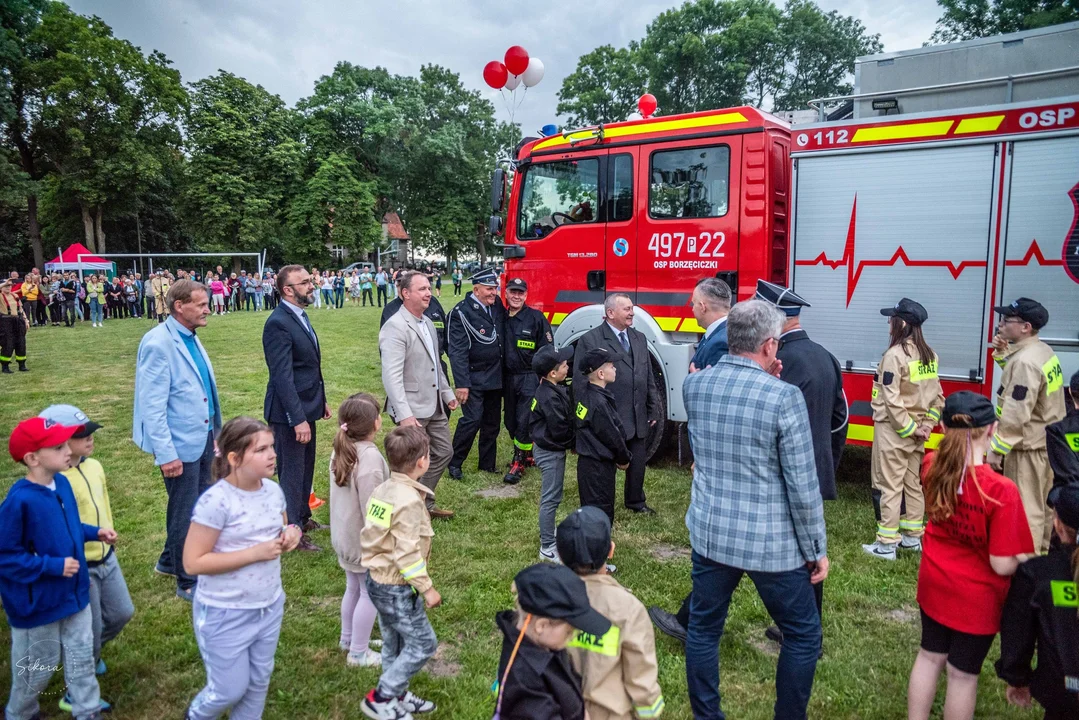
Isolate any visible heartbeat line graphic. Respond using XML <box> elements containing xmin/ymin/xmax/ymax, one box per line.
<box><xmin>795</xmin><ymin>196</ymin><xmax>988</xmax><ymax>306</ymax></box>
<box><xmin>1004</xmin><ymin>239</ymin><xmax>1064</xmax><ymax>267</ymax></box>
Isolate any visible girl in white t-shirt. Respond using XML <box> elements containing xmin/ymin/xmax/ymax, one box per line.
<box><xmin>329</xmin><ymin>393</ymin><xmax>387</xmax><ymax>667</ymax></box>
<box><xmin>182</xmin><ymin>417</ymin><xmax>302</xmax><ymax>720</ymax></box>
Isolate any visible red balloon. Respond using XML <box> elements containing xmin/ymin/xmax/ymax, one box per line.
<box><xmin>638</xmin><ymin>93</ymin><xmax>658</xmax><ymax>118</ymax></box>
<box><xmin>504</xmin><ymin>46</ymin><xmax>530</xmax><ymax>77</ymax></box>
<box><xmin>483</xmin><ymin>61</ymin><xmax>509</xmax><ymax>90</ymax></box>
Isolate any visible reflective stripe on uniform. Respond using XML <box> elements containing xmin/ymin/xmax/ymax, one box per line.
<box><xmin>897</xmin><ymin>420</ymin><xmax>918</xmax><ymax>438</ymax></box>
<box><xmin>876</xmin><ymin>524</ymin><xmax>900</xmax><ymax>538</ymax></box>
<box><xmin>0</xmin><ymin>355</ymin><xmax>10</xmax><ymax>362</ymax></box>
<box><xmin>636</xmin><ymin>696</ymin><xmax>666</xmax><ymax>718</ymax></box>
<box><xmin>401</xmin><ymin>559</ymin><xmax>427</xmax><ymax>580</ymax></box>
<box><xmin>990</xmin><ymin>434</ymin><xmax>1013</xmax><ymax>455</ymax></box>
<box><xmin>899</xmin><ymin>519</ymin><xmax>924</xmax><ymax>531</ymax></box>
<box><xmin>925</xmin><ymin>408</ymin><xmax>941</xmax><ymax>423</ymax></box>
<box><xmin>513</xmin><ymin>438</ymin><xmax>533</xmax><ymax>451</ymax></box>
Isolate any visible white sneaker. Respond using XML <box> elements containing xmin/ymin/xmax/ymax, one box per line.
<box><xmin>361</xmin><ymin>692</ymin><xmax>412</xmax><ymax>720</ymax></box>
<box><xmin>899</xmin><ymin>536</ymin><xmax>923</xmax><ymax>551</ymax></box>
<box><xmin>397</xmin><ymin>690</ymin><xmax>436</xmax><ymax>714</ymax></box>
<box><xmin>861</xmin><ymin>541</ymin><xmax>897</xmax><ymax>561</ymax></box>
<box><xmin>347</xmin><ymin>649</ymin><xmax>382</xmax><ymax>667</ymax></box>
<box><xmin>606</xmin><ymin>563</ymin><xmax>617</xmax><ymax>574</ymax></box>
<box><xmin>539</xmin><ymin>545</ymin><xmax>562</xmax><ymax>564</ymax></box>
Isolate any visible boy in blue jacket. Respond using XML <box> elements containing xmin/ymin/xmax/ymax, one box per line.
<box><xmin>2</xmin><ymin>417</ymin><xmax>116</xmax><ymax>720</ymax></box>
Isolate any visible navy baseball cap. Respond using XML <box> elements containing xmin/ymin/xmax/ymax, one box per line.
<box><xmin>507</xmin><ymin>277</ymin><xmax>527</xmax><ymax>292</ymax></box>
<box><xmin>994</xmin><ymin>297</ymin><xmax>1049</xmax><ymax>330</ymax></box>
<box><xmin>533</xmin><ymin>345</ymin><xmax>574</xmax><ymax>377</ymax></box>
<box><xmin>514</xmin><ymin>564</ymin><xmax>611</xmax><ymax>637</ymax></box>
<box><xmin>580</xmin><ymin>347</ymin><xmax>613</xmax><ymax>375</ymax></box>
<box><xmin>1047</xmin><ymin>485</ymin><xmax>1079</xmax><ymax>529</ymax></box>
<box><xmin>942</xmin><ymin>391</ymin><xmax>996</xmax><ymax>429</ymax></box>
<box><xmin>881</xmin><ymin>298</ymin><xmax>928</xmax><ymax>326</ymax></box>
<box><xmin>556</xmin><ymin>506</ymin><xmax>612</xmax><ymax>572</ymax></box>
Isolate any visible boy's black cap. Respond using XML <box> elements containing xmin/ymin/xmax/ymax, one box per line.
<box><xmin>880</xmin><ymin>298</ymin><xmax>928</xmax><ymax>326</ymax></box>
<box><xmin>533</xmin><ymin>345</ymin><xmax>574</xmax><ymax>377</ymax></box>
<box><xmin>507</xmin><ymin>277</ymin><xmax>527</xmax><ymax>292</ymax></box>
<box><xmin>556</xmin><ymin>506</ymin><xmax>611</xmax><ymax>572</ymax></box>
<box><xmin>514</xmin><ymin>564</ymin><xmax>611</xmax><ymax>637</ymax></box>
<box><xmin>993</xmin><ymin>297</ymin><xmax>1049</xmax><ymax>330</ymax></box>
<box><xmin>580</xmin><ymin>347</ymin><xmax>613</xmax><ymax>375</ymax></box>
<box><xmin>942</xmin><ymin>391</ymin><xmax>996</xmax><ymax>429</ymax></box>
<box><xmin>1047</xmin><ymin>484</ymin><xmax>1079</xmax><ymax>529</ymax></box>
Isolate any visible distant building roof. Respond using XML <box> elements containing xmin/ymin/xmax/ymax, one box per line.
<box><xmin>383</xmin><ymin>212</ymin><xmax>409</xmax><ymax>240</ymax></box>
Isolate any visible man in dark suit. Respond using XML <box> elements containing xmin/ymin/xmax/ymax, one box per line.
<box><xmin>689</xmin><ymin>277</ymin><xmax>731</xmax><ymax>372</ymax></box>
<box><xmin>572</xmin><ymin>293</ymin><xmax>658</xmax><ymax>515</ymax></box>
<box><xmin>262</xmin><ymin>264</ymin><xmax>331</xmax><ymax>551</ymax></box>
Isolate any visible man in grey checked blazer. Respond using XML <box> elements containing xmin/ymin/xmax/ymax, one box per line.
<box><xmin>683</xmin><ymin>299</ymin><xmax>829</xmax><ymax>720</ymax></box>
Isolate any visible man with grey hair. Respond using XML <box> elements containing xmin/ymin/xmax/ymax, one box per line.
<box><xmin>689</xmin><ymin>277</ymin><xmax>732</xmax><ymax>372</ymax></box>
<box><xmin>573</xmin><ymin>292</ymin><xmax>659</xmax><ymax>515</ymax></box>
<box><xmin>682</xmin><ymin>299</ymin><xmax>829</xmax><ymax>719</ymax></box>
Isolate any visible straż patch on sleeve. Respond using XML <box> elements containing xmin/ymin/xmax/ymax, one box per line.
<box><xmin>1011</xmin><ymin>385</ymin><xmax>1028</xmax><ymax>401</ymax></box>
<box><xmin>882</xmin><ymin>372</ymin><xmax>894</xmax><ymax>386</ymax></box>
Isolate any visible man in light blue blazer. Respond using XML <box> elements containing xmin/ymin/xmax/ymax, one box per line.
<box><xmin>132</xmin><ymin>279</ymin><xmax>220</xmax><ymax>602</ymax></box>
<box><xmin>689</xmin><ymin>277</ymin><xmax>731</xmax><ymax>373</ymax></box>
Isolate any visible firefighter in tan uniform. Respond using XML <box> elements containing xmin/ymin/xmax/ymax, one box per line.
<box><xmin>989</xmin><ymin>298</ymin><xmax>1066</xmax><ymax>553</ymax></box>
<box><xmin>557</xmin><ymin>507</ymin><xmax>664</xmax><ymax>719</ymax></box>
<box><xmin>863</xmin><ymin>298</ymin><xmax>944</xmax><ymax>561</ymax></box>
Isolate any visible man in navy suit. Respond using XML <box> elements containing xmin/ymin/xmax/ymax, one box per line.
<box><xmin>689</xmin><ymin>277</ymin><xmax>731</xmax><ymax>372</ymax></box>
<box><xmin>263</xmin><ymin>264</ymin><xmax>331</xmax><ymax>551</ymax></box>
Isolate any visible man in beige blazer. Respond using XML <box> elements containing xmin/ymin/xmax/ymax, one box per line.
<box><xmin>379</xmin><ymin>270</ymin><xmax>458</xmax><ymax>517</ymax></box>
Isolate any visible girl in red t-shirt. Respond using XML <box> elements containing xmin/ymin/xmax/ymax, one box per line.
<box><xmin>908</xmin><ymin>391</ymin><xmax>1035</xmax><ymax>720</ymax></box>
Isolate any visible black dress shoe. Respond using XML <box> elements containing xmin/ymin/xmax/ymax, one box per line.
<box><xmin>447</xmin><ymin>466</ymin><xmax>463</xmax><ymax>480</ymax></box>
<box><xmin>765</xmin><ymin>625</ymin><xmax>783</xmax><ymax>643</ymax></box>
<box><xmin>302</xmin><ymin>518</ymin><xmax>326</xmax><ymax>532</ymax></box>
<box><xmin>629</xmin><ymin>505</ymin><xmax>657</xmax><ymax>515</ymax></box>
<box><xmin>647</xmin><ymin>606</ymin><xmax>687</xmax><ymax>645</ymax></box>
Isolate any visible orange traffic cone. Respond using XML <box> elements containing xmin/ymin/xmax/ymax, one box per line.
<box><xmin>308</xmin><ymin>491</ymin><xmax>325</xmax><ymax>510</ymax></box>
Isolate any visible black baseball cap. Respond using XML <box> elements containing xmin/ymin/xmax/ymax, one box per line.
<box><xmin>881</xmin><ymin>298</ymin><xmax>928</xmax><ymax>326</ymax></box>
<box><xmin>556</xmin><ymin>506</ymin><xmax>612</xmax><ymax>572</ymax></box>
<box><xmin>580</xmin><ymin>347</ymin><xmax>613</xmax><ymax>375</ymax></box>
<box><xmin>533</xmin><ymin>345</ymin><xmax>574</xmax><ymax>377</ymax></box>
<box><xmin>993</xmin><ymin>297</ymin><xmax>1049</xmax><ymax>330</ymax></box>
<box><xmin>1047</xmin><ymin>484</ymin><xmax>1079</xmax><ymax>529</ymax></box>
<box><xmin>942</xmin><ymin>391</ymin><xmax>996</xmax><ymax>429</ymax></box>
<box><xmin>514</xmin><ymin>564</ymin><xmax>611</xmax><ymax>637</ymax></box>
<box><xmin>507</xmin><ymin>277</ymin><xmax>527</xmax><ymax>292</ymax></box>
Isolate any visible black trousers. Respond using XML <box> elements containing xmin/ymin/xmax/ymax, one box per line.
<box><xmin>676</xmin><ymin>581</ymin><xmax>824</xmax><ymax>630</ymax></box>
<box><xmin>450</xmin><ymin>388</ymin><xmax>501</xmax><ymax>472</ymax></box>
<box><xmin>577</xmin><ymin>454</ymin><xmax>617</xmax><ymax>525</ymax></box>
<box><xmin>33</xmin><ymin>299</ymin><xmax>47</xmax><ymax>326</ymax></box>
<box><xmin>0</xmin><ymin>315</ymin><xmax>27</xmax><ymax>365</ymax></box>
<box><xmin>504</xmin><ymin>373</ymin><xmax>538</xmax><ymax>452</ymax></box>
<box><xmin>159</xmin><ymin>431</ymin><xmax>214</xmax><ymax>591</ymax></box>
<box><xmin>376</xmin><ymin>285</ymin><xmax>388</xmax><ymax>306</ymax></box>
<box><xmin>623</xmin><ymin>434</ymin><xmax>648</xmax><ymax>509</ymax></box>
<box><xmin>272</xmin><ymin>421</ymin><xmax>318</xmax><ymax>526</ymax></box>
<box><xmin>362</xmin><ymin>288</ymin><xmax>373</xmax><ymax>306</ymax></box>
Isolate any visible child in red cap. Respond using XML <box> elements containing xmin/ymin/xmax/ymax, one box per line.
<box><xmin>1</xmin><ymin>417</ymin><xmax>116</xmax><ymax>720</ymax></box>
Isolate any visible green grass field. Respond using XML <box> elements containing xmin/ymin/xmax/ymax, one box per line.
<box><xmin>0</xmin><ymin>295</ymin><xmax>1030</xmax><ymax>719</ymax></box>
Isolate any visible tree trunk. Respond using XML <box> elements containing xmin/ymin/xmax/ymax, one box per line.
<box><xmin>27</xmin><ymin>195</ymin><xmax>44</xmax><ymax>270</ymax></box>
<box><xmin>81</xmin><ymin>204</ymin><xmax>96</xmax><ymax>253</ymax></box>
<box><xmin>94</xmin><ymin>205</ymin><xmax>106</xmax><ymax>254</ymax></box>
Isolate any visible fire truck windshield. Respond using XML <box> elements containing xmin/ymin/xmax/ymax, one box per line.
<box><xmin>516</xmin><ymin>158</ymin><xmax>599</xmax><ymax>240</ymax></box>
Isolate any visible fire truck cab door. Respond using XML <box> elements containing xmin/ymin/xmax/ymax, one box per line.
<box><xmin>634</xmin><ymin>136</ymin><xmax>743</xmax><ymax>327</ymax></box>
<box><xmin>604</xmin><ymin>149</ymin><xmax>640</xmax><ymax>298</ymax></box>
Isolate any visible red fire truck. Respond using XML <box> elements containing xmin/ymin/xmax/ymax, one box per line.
<box><xmin>492</xmin><ymin>96</ymin><xmax>1079</xmax><ymax>457</ymax></box>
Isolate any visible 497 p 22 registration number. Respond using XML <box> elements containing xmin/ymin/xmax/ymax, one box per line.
<box><xmin>647</xmin><ymin>231</ymin><xmax>724</xmax><ymax>270</ymax></box>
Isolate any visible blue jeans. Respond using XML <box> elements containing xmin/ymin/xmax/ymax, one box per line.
<box><xmin>252</xmin><ymin>291</ymin><xmax>263</xmax><ymax>311</ymax></box>
<box><xmin>365</xmin><ymin>578</ymin><xmax>437</xmax><ymax>698</ymax></box>
<box><xmin>89</xmin><ymin>297</ymin><xmax>102</xmax><ymax>323</ymax></box>
<box><xmin>686</xmin><ymin>551</ymin><xmax>821</xmax><ymax>720</ymax></box>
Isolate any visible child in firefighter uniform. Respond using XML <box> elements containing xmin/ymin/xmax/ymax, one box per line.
<box><xmin>990</xmin><ymin>298</ymin><xmax>1067</xmax><ymax>553</ymax></box>
<box><xmin>1046</xmin><ymin>370</ymin><xmax>1079</xmax><ymax>495</ymax></box>
<box><xmin>530</xmin><ymin>344</ymin><xmax>576</xmax><ymax>563</ymax></box>
<box><xmin>502</xmin><ymin>277</ymin><xmax>552</xmax><ymax>485</ymax></box>
<box><xmin>575</xmin><ymin>348</ymin><xmax>631</xmax><ymax>526</ymax></box>
<box><xmin>863</xmin><ymin>298</ymin><xmax>944</xmax><ymax>561</ymax></box>
<box><xmin>996</xmin><ymin>484</ymin><xmax>1079</xmax><ymax>719</ymax></box>
<box><xmin>0</xmin><ymin>279</ymin><xmax>29</xmax><ymax>373</ymax></box>
<box><xmin>558</xmin><ymin>507</ymin><xmax>664</xmax><ymax>720</ymax></box>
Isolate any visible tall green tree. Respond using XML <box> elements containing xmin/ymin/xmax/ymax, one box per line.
<box><xmin>287</xmin><ymin>152</ymin><xmax>380</xmax><ymax>264</ymax></box>
<box><xmin>556</xmin><ymin>44</ymin><xmax>649</xmax><ymax>127</ymax></box>
<box><xmin>929</xmin><ymin>0</ymin><xmax>1079</xmax><ymax>43</ymax></box>
<box><xmin>181</xmin><ymin>71</ymin><xmax>303</xmax><ymax>265</ymax></box>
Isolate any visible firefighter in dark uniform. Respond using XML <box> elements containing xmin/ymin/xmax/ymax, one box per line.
<box><xmin>1046</xmin><ymin>370</ymin><xmax>1079</xmax><ymax>492</ymax></box>
<box><xmin>502</xmin><ymin>277</ymin><xmax>553</xmax><ymax>485</ymax></box>
<box><xmin>447</xmin><ymin>268</ymin><xmax>506</xmax><ymax>479</ymax></box>
<box><xmin>996</xmin><ymin>484</ymin><xmax>1079</xmax><ymax>719</ymax></box>
<box><xmin>0</xmin><ymin>278</ymin><xmax>29</xmax><ymax>374</ymax></box>
<box><xmin>380</xmin><ymin>288</ymin><xmax>449</xmax><ymax>377</ymax></box>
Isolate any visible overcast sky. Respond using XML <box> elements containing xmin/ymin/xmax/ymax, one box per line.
<box><xmin>68</xmin><ymin>0</ymin><xmax>942</xmax><ymax>134</ymax></box>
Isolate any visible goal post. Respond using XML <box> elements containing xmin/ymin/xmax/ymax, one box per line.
<box><xmin>75</xmin><ymin>251</ymin><xmax>266</xmax><ymax>282</ymax></box>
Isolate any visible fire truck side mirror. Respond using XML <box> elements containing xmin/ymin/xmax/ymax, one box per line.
<box><xmin>489</xmin><ymin>215</ymin><xmax>504</xmax><ymax>237</ymax></box>
<box><xmin>491</xmin><ymin>168</ymin><xmax>506</xmax><ymax>213</ymax></box>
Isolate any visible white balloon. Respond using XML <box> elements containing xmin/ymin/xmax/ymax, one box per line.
<box><xmin>521</xmin><ymin>57</ymin><xmax>545</xmax><ymax>88</ymax></box>
<box><xmin>504</xmin><ymin>73</ymin><xmax>522</xmax><ymax>90</ymax></box>
<box><xmin>626</xmin><ymin>111</ymin><xmax>643</xmax><ymax>121</ymax></box>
